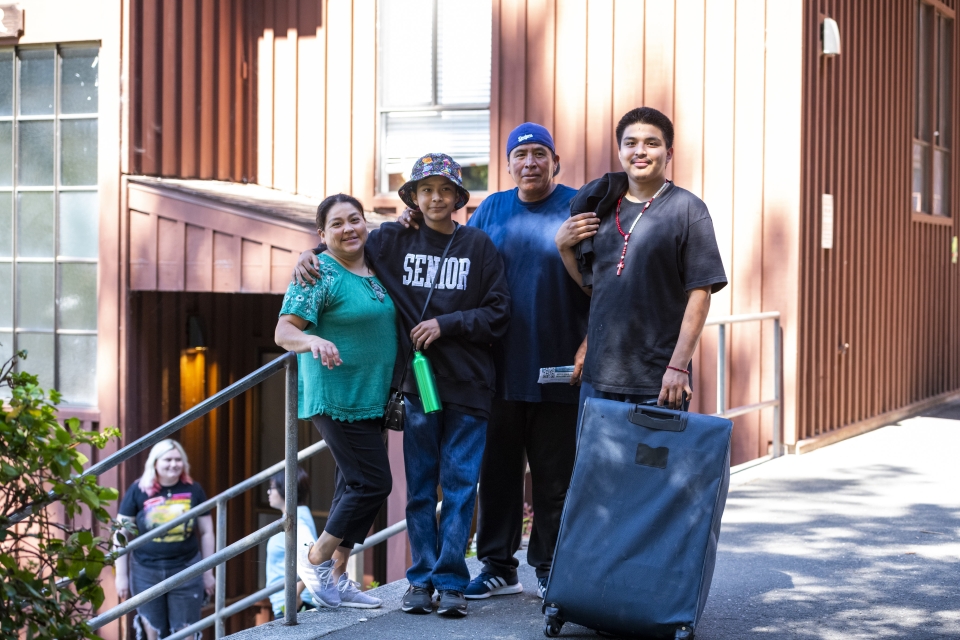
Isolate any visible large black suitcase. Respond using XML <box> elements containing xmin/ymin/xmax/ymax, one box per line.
<box><xmin>542</xmin><ymin>398</ymin><xmax>733</xmax><ymax>639</ymax></box>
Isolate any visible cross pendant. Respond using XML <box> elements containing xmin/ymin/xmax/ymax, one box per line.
<box><xmin>616</xmin><ymin>259</ymin><xmax>625</xmax><ymax>276</ymax></box>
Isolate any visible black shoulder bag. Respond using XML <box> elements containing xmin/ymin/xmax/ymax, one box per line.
<box><xmin>383</xmin><ymin>225</ymin><xmax>459</xmax><ymax>431</ymax></box>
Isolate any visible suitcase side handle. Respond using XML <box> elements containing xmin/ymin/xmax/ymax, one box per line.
<box><xmin>628</xmin><ymin>405</ymin><xmax>688</xmax><ymax>432</ymax></box>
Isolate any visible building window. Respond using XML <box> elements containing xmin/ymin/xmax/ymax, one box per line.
<box><xmin>0</xmin><ymin>46</ymin><xmax>99</xmax><ymax>405</ymax></box>
<box><xmin>377</xmin><ymin>0</ymin><xmax>492</xmax><ymax>195</ymax></box>
<box><xmin>914</xmin><ymin>1</ymin><xmax>953</xmax><ymax>216</ymax></box>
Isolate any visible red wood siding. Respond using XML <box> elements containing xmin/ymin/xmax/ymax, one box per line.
<box><xmin>798</xmin><ymin>0</ymin><xmax>960</xmax><ymax>441</ymax></box>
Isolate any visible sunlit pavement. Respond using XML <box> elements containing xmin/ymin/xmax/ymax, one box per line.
<box><xmin>228</xmin><ymin>400</ymin><xmax>960</xmax><ymax>639</ymax></box>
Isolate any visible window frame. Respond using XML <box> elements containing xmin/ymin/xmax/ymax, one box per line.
<box><xmin>374</xmin><ymin>0</ymin><xmax>492</xmax><ymax>202</ymax></box>
<box><xmin>913</xmin><ymin>0</ymin><xmax>955</xmax><ymax>223</ymax></box>
<box><xmin>0</xmin><ymin>43</ymin><xmax>100</xmax><ymax>405</ymax></box>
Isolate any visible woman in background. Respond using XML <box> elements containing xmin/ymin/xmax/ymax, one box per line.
<box><xmin>264</xmin><ymin>466</ymin><xmax>317</xmax><ymax>617</ymax></box>
<box><xmin>114</xmin><ymin>439</ymin><xmax>214</xmax><ymax>640</ymax></box>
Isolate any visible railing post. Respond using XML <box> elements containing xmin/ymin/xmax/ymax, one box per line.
<box><xmin>773</xmin><ymin>318</ymin><xmax>783</xmax><ymax>458</ymax></box>
<box><xmin>717</xmin><ymin>324</ymin><xmax>727</xmax><ymax>415</ymax></box>
<box><xmin>215</xmin><ymin>500</ymin><xmax>227</xmax><ymax>639</ymax></box>
<box><xmin>283</xmin><ymin>353</ymin><xmax>299</xmax><ymax>625</ymax></box>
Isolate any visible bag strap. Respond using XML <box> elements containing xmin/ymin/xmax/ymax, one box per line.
<box><xmin>395</xmin><ymin>224</ymin><xmax>459</xmax><ymax>391</ymax></box>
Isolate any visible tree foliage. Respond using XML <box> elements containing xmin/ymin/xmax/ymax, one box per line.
<box><xmin>0</xmin><ymin>351</ymin><xmax>120</xmax><ymax>640</ymax></box>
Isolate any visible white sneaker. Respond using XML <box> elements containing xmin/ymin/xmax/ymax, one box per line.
<box><xmin>337</xmin><ymin>572</ymin><xmax>382</xmax><ymax>609</ymax></box>
<box><xmin>296</xmin><ymin>545</ymin><xmax>340</xmax><ymax>608</ymax></box>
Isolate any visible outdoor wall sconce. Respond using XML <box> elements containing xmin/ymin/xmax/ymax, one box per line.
<box><xmin>187</xmin><ymin>315</ymin><xmax>207</xmax><ymax>351</ymax></box>
<box><xmin>821</xmin><ymin>17</ymin><xmax>841</xmax><ymax>57</ymax></box>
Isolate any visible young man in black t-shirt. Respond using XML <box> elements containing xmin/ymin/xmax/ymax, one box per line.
<box><xmin>556</xmin><ymin>107</ymin><xmax>727</xmax><ymax>410</ymax></box>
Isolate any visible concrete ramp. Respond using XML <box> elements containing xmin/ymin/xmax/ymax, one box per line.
<box><xmin>228</xmin><ymin>400</ymin><xmax>960</xmax><ymax>639</ymax></box>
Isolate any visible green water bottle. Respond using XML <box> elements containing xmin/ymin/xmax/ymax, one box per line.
<box><xmin>412</xmin><ymin>351</ymin><xmax>443</xmax><ymax>414</ymax></box>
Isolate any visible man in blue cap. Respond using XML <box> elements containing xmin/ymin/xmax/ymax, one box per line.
<box><xmin>399</xmin><ymin>123</ymin><xmax>590</xmax><ymax>600</ymax></box>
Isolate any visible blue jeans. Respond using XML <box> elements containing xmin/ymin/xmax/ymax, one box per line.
<box><xmin>131</xmin><ymin>553</ymin><xmax>203</xmax><ymax>639</ymax></box>
<box><xmin>403</xmin><ymin>394</ymin><xmax>487</xmax><ymax>592</ymax></box>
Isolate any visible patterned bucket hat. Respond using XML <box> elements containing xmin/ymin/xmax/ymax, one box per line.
<box><xmin>398</xmin><ymin>153</ymin><xmax>471</xmax><ymax>211</ymax></box>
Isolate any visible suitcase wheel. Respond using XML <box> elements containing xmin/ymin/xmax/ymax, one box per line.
<box><xmin>543</xmin><ymin>604</ymin><xmax>563</xmax><ymax>637</ymax></box>
<box><xmin>674</xmin><ymin>625</ymin><xmax>695</xmax><ymax>640</ymax></box>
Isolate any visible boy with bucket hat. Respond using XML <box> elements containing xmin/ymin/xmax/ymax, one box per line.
<box><xmin>293</xmin><ymin>153</ymin><xmax>511</xmax><ymax>617</ymax></box>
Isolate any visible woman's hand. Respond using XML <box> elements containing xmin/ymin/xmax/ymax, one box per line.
<box><xmin>307</xmin><ymin>336</ymin><xmax>343</xmax><ymax>369</ymax></box>
<box><xmin>410</xmin><ymin>319</ymin><xmax>442</xmax><ymax>350</ymax></box>
<box><xmin>203</xmin><ymin>570</ymin><xmax>216</xmax><ymax>597</ymax></box>
<box><xmin>397</xmin><ymin>207</ymin><xmax>422</xmax><ymax>229</ymax></box>
<box><xmin>555</xmin><ymin>212</ymin><xmax>599</xmax><ymax>249</ymax></box>
<box><xmin>293</xmin><ymin>250</ymin><xmax>321</xmax><ymax>286</ymax></box>
<box><xmin>115</xmin><ymin>572</ymin><xmax>129</xmax><ymax>600</ymax></box>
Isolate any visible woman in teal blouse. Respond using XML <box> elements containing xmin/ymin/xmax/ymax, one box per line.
<box><xmin>275</xmin><ymin>194</ymin><xmax>396</xmax><ymax>610</ymax></box>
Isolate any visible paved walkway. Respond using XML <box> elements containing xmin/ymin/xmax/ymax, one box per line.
<box><xmin>229</xmin><ymin>400</ymin><xmax>960</xmax><ymax>639</ymax></box>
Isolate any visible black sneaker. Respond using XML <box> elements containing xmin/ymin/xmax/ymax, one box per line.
<box><xmin>436</xmin><ymin>590</ymin><xmax>467</xmax><ymax>617</ymax></box>
<box><xmin>401</xmin><ymin>585</ymin><xmax>434</xmax><ymax>614</ymax></box>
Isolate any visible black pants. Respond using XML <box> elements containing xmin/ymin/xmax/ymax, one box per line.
<box><xmin>311</xmin><ymin>415</ymin><xmax>392</xmax><ymax>547</ymax></box>
<box><xmin>475</xmin><ymin>399</ymin><xmax>577</xmax><ymax>580</ymax></box>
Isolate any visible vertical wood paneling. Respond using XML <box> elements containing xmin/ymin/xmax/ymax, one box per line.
<box><xmin>130</xmin><ymin>210</ymin><xmax>158</xmax><ymax>290</ymax></box>
<box><xmin>489</xmin><ymin>0</ymin><xmax>503</xmax><ymax>192</ymax></box>
<box><xmin>272</xmin><ymin>0</ymin><xmax>299</xmax><ymax>193</ymax></box>
<box><xmin>325</xmin><ymin>0</ymin><xmax>353</xmax><ymax>195</ymax></box>
<box><xmin>185</xmin><ymin>225</ymin><xmax>213</xmax><ymax>291</ymax></box>
<box><xmin>157</xmin><ymin>217</ymin><xmax>185</xmax><ymax>290</ymax></box>
<box><xmin>257</xmin><ymin>0</ymin><xmax>275</xmax><ymax>188</ymax></box>
<box><xmin>296</xmin><ymin>0</ymin><xmax>325</xmax><ymax>198</ymax></box>
<box><xmin>673</xmin><ymin>0</ymin><xmax>705</xmax><ymax>197</ymax></box>
<box><xmin>585</xmin><ymin>0</ymin><xmax>613</xmax><ymax>182</ymax></box>
<box><xmin>497</xmin><ymin>0</ymin><xmax>527</xmax><ymax>189</ymax></box>
<box><xmin>130</xmin><ymin>0</ymin><xmax>255</xmax><ymax>182</ymax></box>
<box><xmin>351</xmin><ymin>0</ymin><xmax>377</xmax><ymax>208</ymax></box>
<box><xmin>525</xmin><ymin>0</ymin><xmax>556</xmax><ymax>135</ymax></box>
<box><xmin>611</xmin><ymin>0</ymin><xmax>644</xmax><ymax>134</ymax></box>
<box><xmin>798</xmin><ymin>0</ymin><xmax>960</xmax><ymax>441</ymax></box>
<box><xmin>644</xmin><ymin>0</ymin><xmax>676</xmax><ymax>122</ymax></box>
<box><xmin>554</xmin><ymin>0</ymin><xmax>587</xmax><ymax>187</ymax></box>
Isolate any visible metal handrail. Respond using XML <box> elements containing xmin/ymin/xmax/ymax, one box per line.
<box><xmin>48</xmin><ymin>350</ymin><xmax>306</xmax><ymax>636</ymax></box>
<box><xmin>705</xmin><ymin>311</ymin><xmax>784</xmax><ymax>457</ymax></box>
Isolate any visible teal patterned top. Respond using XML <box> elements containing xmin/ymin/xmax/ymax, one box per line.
<box><xmin>279</xmin><ymin>254</ymin><xmax>398</xmax><ymax>422</ymax></box>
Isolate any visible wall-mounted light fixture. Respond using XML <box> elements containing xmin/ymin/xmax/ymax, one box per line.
<box><xmin>187</xmin><ymin>315</ymin><xmax>207</xmax><ymax>351</ymax></box>
<box><xmin>821</xmin><ymin>17</ymin><xmax>841</xmax><ymax>57</ymax></box>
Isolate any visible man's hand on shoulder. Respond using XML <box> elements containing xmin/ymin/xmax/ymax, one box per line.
<box><xmin>555</xmin><ymin>212</ymin><xmax>599</xmax><ymax>249</ymax></box>
<box><xmin>292</xmin><ymin>250</ymin><xmax>321</xmax><ymax>286</ymax></box>
<box><xmin>397</xmin><ymin>207</ymin><xmax>422</xmax><ymax>229</ymax></box>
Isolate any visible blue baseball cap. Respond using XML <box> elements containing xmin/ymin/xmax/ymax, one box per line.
<box><xmin>505</xmin><ymin>122</ymin><xmax>556</xmax><ymax>158</ymax></box>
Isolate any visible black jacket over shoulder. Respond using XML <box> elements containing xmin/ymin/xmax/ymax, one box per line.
<box><xmin>569</xmin><ymin>172</ymin><xmax>631</xmax><ymax>288</ymax></box>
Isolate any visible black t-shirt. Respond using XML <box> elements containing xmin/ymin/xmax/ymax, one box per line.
<box><xmin>583</xmin><ymin>183</ymin><xmax>727</xmax><ymax>395</ymax></box>
<box><xmin>118</xmin><ymin>480</ymin><xmax>207</xmax><ymax>564</ymax></box>
<box><xmin>365</xmin><ymin>222</ymin><xmax>511</xmax><ymax>418</ymax></box>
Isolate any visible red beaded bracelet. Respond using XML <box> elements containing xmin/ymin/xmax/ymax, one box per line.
<box><xmin>666</xmin><ymin>365</ymin><xmax>690</xmax><ymax>375</ymax></box>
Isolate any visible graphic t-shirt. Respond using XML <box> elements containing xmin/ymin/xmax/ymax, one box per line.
<box><xmin>118</xmin><ymin>480</ymin><xmax>208</xmax><ymax>564</ymax></box>
<box><xmin>467</xmin><ymin>185</ymin><xmax>590</xmax><ymax>404</ymax></box>
<box><xmin>583</xmin><ymin>183</ymin><xmax>727</xmax><ymax>395</ymax></box>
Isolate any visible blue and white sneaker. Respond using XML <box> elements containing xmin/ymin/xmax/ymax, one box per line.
<box><xmin>296</xmin><ymin>545</ymin><xmax>340</xmax><ymax>608</ymax></box>
<box><xmin>464</xmin><ymin>572</ymin><xmax>523</xmax><ymax>600</ymax></box>
<box><xmin>537</xmin><ymin>576</ymin><xmax>548</xmax><ymax>599</ymax></box>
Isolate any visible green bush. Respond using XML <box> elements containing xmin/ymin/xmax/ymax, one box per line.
<box><xmin>0</xmin><ymin>351</ymin><xmax>120</xmax><ymax>640</ymax></box>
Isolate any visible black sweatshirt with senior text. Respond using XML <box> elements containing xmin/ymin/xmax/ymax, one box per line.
<box><xmin>319</xmin><ymin>221</ymin><xmax>511</xmax><ymax>419</ymax></box>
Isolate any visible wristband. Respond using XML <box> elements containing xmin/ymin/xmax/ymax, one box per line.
<box><xmin>666</xmin><ymin>365</ymin><xmax>690</xmax><ymax>375</ymax></box>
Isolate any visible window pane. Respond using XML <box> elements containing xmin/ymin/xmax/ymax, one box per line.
<box><xmin>437</xmin><ymin>0</ymin><xmax>491</xmax><ymax>106</ymax></box>
<box><xmin>0</xmin><ymin>121</ymin><xmax>12</xmax><ymax>187</ymax></box>
<box><xmin>19</xmin><ymin>49</ymin><xmax>55</xmax><ymax>116</ymax></box>
<box><xmin>933</xmin><ymin>149</ymin><xmax>950</xmax><ymax>216</ymax></box>
<box><xmin>938</xmin><ymin>17</ymin><xmax>952</xmax><ymax>149</ymax></box>
<box><xmin>58</xmin><ymin>263</ymin><xmax>97</xmax><ymax>331</ymax></box>
<box><xmin>60</xmin><ymin>48</ymin><xmax>99</xmax><ymax>114</ymax></box>
<box><xmin>0</xmin><ymin>262</ymin><xmax>10</xmax><ymax>328</ymax></box>
<box><xmin>57</xmin><ymin>334</ymin><xmax>97</xmax><ymax>405</ymax></box>
<box><xmin>60</xmin><ymin>119</ymin><xmax>98</xmax><ymax>186</ymax></box>
<box><xmin>916</xmin><ymin>2</ymin><xmax>934</xmax><ymax>141</ymax></box>
<box><xmin>380</xmin><ymin>0</ymin><xmax>434</xmax><ymax>108</ymax></box>
<box><xmin>18</xmin><ymin>120</ymin><xmax>55</xmax><ymax>185</ymax></box>
<box><xmin>0</xmin><ymin>50</ymin><xmax>12</xmax><ymax>117</ymax></box>
<box><xmin>16</xmin><ymin>332</ymin><xmax>54</xmax><ymax>390</ymax></box>
<box><xmin>16</xmin><ymin>191</ymin><xmax>54</xmax><ymax>257</ymax></box>
<box><xmin>912</xmin><ymin>141</ymin><xmax>929</xmax><ymax>213</ymax></box>
<box><xmin>59</xmin><ymin>192</ymin><xmax>98</xmax><ymax>258</ymax></box>
<box><xmin>16</xmin><ymin>262</ymin><xmax>54</xmax><ymax>329</ymax></box>
<box><xmin>0</xmin><ymin>193</ymin><xmax>10</xmax><ymax>257</ymax></box>
<box><xmin>382</xmin><ymin>109</ymin><xmax>490</xmax><ymax>192</ymax></box>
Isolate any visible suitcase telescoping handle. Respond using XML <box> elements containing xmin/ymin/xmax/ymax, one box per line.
<box><xmin>628</xmin><ymin>404</ymin><xmax>688</xmax><ymax>432</ymax></box>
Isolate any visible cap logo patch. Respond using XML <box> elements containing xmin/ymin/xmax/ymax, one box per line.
<box><xmin>518</xmin><ymin>133</ymin><xmax>534</xmax><ymax>142</ymax></box>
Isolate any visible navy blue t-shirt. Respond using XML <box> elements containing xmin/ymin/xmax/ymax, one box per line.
<box><xmin>468</xmin><ymin>185</ymin><xmax>590</xmax><ymax>404</ymax></box>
